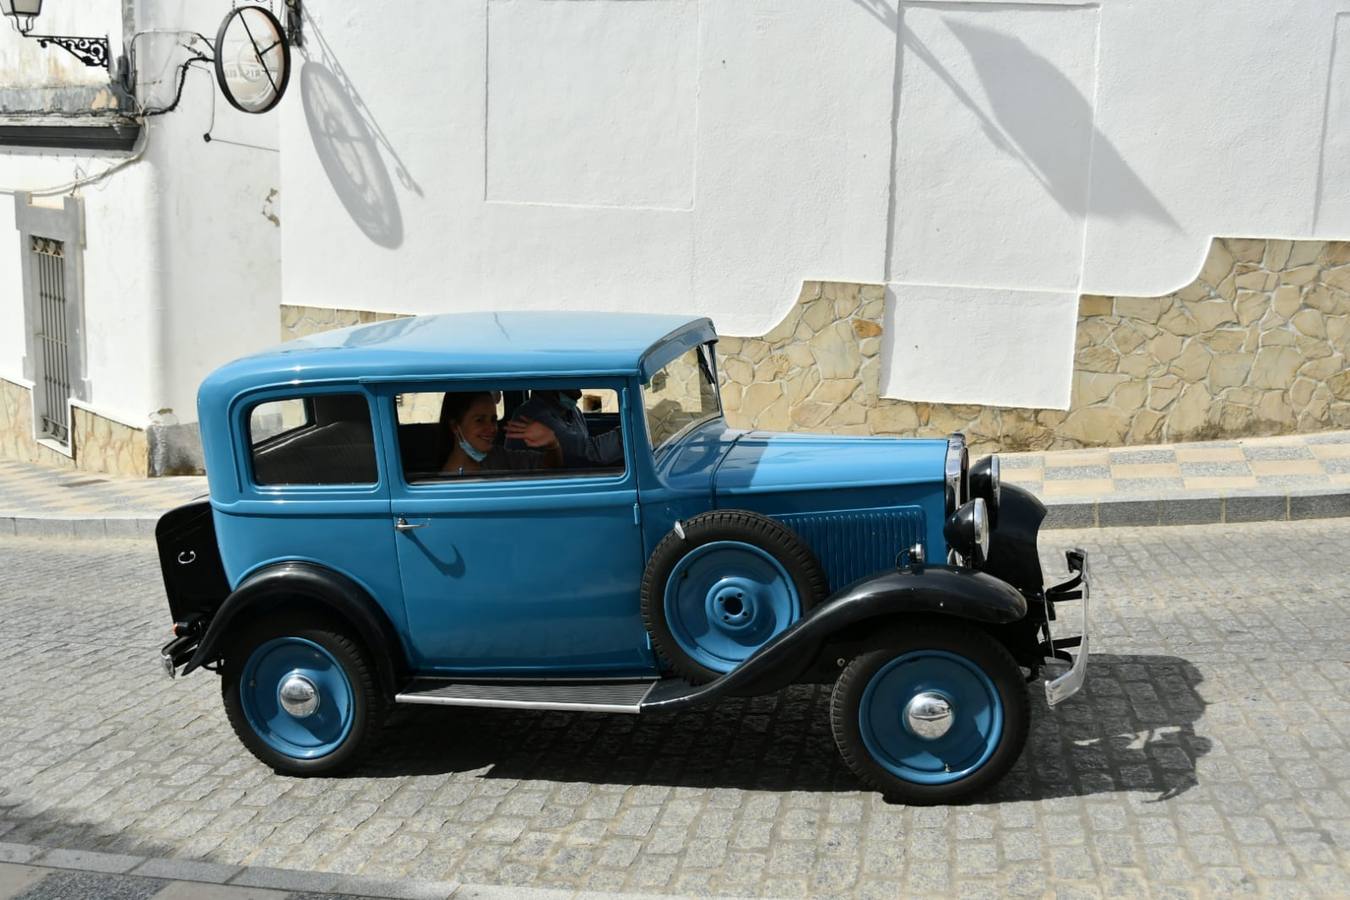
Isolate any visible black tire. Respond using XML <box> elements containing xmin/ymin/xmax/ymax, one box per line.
<box><xmin>221</xmin><ymin>614</ymin><xmax>385</xmax><ymax>776</ymax></box>
<box><xmin>830</xmin><ymin>622</ymin><xmax>1029</xmax><ymax>805</ymax></box>
<box><xmin>641</xmin><ymin>509</ymin><xmax>827</xmax><ymax>684</ymax></box>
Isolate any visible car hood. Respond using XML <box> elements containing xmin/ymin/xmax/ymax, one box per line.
<box><xmin>713</xmin><ymin>430</ymin><xmax>948</xmax><ymax>500</ymax></box>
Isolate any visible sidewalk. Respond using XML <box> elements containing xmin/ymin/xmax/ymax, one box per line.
<box><xmin>1</xmin><ymin>431</ymin><xmax>1348</xmax><ymax>537</ymax></box>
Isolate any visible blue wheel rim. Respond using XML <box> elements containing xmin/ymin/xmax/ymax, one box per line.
<box><xmin>858</xmin><ymin>649</ymin><xmax>1003</xmax><ymax>785</ymax></box>
<box><xmin>240</xmin><ymin>637</ymin><xmax>355</xmax><ymax>760</ymax></box>
<box><xmin>664</xmin><ymin>540</ymin><xmax>801</xmax><ymax>673</ymax></box>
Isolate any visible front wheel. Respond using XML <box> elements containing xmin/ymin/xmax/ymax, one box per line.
<box><xmin>221</xmin><ymin>616</ymin><xmax>384</xmax><ymax>776</ymax></box>
<box><xmin>830</xmin><ymin>623</ymin><xmax>1029</xmax><ymax>804</ymax></box>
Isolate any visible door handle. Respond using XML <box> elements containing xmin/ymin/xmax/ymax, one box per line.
<box><xmin>395</xmin><ymin>517</ymin><xmax>427</xmax><ymax>532</ymax></box>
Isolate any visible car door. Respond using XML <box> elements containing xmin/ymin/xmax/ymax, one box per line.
<box><xmin>377</xmin><ymin>383</ymin><xmax>656</xmax><ymax>676</ymax></box>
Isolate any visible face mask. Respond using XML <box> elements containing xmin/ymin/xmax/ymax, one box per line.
<box><xmin>456</xmin><ymin>430</ymin><xmax>488</xmax><ymax>463</ymax></box>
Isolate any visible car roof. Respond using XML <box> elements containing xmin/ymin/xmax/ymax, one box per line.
<box><xmin>200</xmin><ymin>311</ymin><xmax>715</xmax><ymax>404</ymax></box>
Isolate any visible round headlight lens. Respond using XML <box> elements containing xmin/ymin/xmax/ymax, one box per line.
<box><xmin>970</xmin><ymin>454</ymin><xmax>1001</xmax><ymax>527</ymax></box>
<box><xmin>943</xmin><ymin>497</ymin><xmax>990</xmax><ymax>567</ymax></box>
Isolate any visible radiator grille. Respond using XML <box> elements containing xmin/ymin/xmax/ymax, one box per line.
<box><xmin>31</xmin><ymin>236</ymin><xmax>70</xmax><ymax>445</ymax></box>
<box><xmin>778</xmin><ymin>507</ymin><xmax>926</xmax><ymax>591</ymax></box>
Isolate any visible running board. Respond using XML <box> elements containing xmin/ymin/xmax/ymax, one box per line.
<box><xmin>395</xmin><ymin>678</ymin><xmax>662</xmax><ymax>714</ymax></box>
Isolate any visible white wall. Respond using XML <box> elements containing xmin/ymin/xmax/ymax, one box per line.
<box><xmin>0</xmin><ymin>0</ymin><xmax>280</xmax><ymax>431</ymax></box>
<box><xmin>281</xmin><ymin>0</ymin><xmax>1350</xmax><ymax>410</ymax></box>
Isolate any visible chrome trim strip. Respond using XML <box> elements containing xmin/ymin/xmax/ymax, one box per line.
<box><xmin>394</xmin><ymin>696</ymin><xmax>645</xmax><ymax>712</ymax></box>
<box><xmin>1045</xmin><ymin>548</ymin><xmax>1090</xmax><ymax>707</ymax></box>
<box><xmin>944</xmin><ymin>433</ymin><xmax>967</xmax><ymax>515</ymax></box>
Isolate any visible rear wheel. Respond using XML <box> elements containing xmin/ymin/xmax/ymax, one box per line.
<box><xmin>831</xmin><ymin>622</ymin><xmax>1029</xmax><ymax>804</ymax></box>
<box><xmin>221</xmin><ymin>615</ymin><xmax>384</xmax><ymax>776</ymax></box>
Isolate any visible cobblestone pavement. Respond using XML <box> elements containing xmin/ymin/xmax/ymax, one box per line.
<box><xmin>1</xmin><ymin>523</ymin><xmax>1347</xmax><ymax>898</ymax></box>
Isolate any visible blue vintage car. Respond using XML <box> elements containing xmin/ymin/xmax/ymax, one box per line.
<box><xmin>157</xmin><ymin>311</ymin><xmax>1088</xmax><ymax>804</ymax></box>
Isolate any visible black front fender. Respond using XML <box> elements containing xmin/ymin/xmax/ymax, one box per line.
<box><xmin>644</xmin><ymin>565</ymin><xmax>1027</xmax><ymax>710</ymax></box>
<box><xmin>181</xmin><ymin>562</ymin><xmax>407</xmax><ymax>696</ymax></box>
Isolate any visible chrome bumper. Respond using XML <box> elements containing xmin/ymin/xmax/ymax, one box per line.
<box><xmin>1043</xmin><ymin>548</ymin><xmax>1090</xmax><ymax>706</ymax></box>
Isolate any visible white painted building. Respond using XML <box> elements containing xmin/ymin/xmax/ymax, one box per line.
<box><xmin>2</xmin><ymin>1</ymin><xmax>1348</xmax><ymax>475</ymax></box>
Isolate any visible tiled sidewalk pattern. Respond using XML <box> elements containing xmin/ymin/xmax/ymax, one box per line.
<box><xmin>1001</xmin><ymin>430</ymin><xmax>1350</xmax><ymax>498</ymax></box>
<box><xmin>0</xmin><ymin>459</ymin><xmax>204</xmax><ymax>520</ymax></box>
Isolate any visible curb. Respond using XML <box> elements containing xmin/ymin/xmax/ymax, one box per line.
<box><xmin>0</xmin><ymin>840</ymin><xmax>737</xmax><ymax>900</ymax></box>
<box><xmin>3</xmin><ymin>489</ymin><xmax>1349</xmax><ymax>538</ymax></box>
<box><xmin>1039</xmin><ymin>488</ymin><xmax>1350</xmax><ymax>529</ymax></box>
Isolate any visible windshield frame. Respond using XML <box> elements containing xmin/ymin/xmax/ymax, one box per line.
<box><xmin>641</xmin><ymin>341</ymin><xmax>722</xmax><ymax>456</ymax></box>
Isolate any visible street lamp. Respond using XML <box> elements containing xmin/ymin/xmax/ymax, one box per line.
<box><xmin>0</xmin><ymin>0</ymin><xmax>42</xmax><ymax>36</ymax></box>
<box><xmin>0</xmin><ymin>0</ymin><xmax>111</xmax><ymax>69</ymax></box>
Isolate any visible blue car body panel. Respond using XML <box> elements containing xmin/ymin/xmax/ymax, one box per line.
<box><xmin>195</xmin><ymin>311</ymin><xmax>953</xmax><ymax>678</ymax></box>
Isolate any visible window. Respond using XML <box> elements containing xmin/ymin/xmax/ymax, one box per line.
<box><xmin>16</xmin><ymin>194</ymin><xmax>87</xmax><ymax>453</ymax></box>
<box><xmin>248</xmin><ymin>393</ymin><xmax>377</xmax><ymax>486</ymax></box>
<box><xmin>642</xmin><ymin>345</ymin><xmax>719</xmax><ymax>450</ymax></box>
<box><xmin>395</xmin><ymin>387</ymin><xmax>625</xmax><ymax>483</ymax></box>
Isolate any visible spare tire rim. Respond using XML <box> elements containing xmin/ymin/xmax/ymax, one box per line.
<box><xmin>663</xmin><ymin>540</ymin><xmax>801</xmax><ymax>672</ymax></box>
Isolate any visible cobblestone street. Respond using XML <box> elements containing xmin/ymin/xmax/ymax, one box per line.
<box><xmin>1</xmin><ymin>522</ymin><xmax>1347</xmax><ymax>898</ymax></box>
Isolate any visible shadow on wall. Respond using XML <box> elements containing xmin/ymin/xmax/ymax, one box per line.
<box><xmin>297</xmin><ymin>11</ymin><xmax>423</xmax><ymax>249</ymax></box>
<box><xmin>851</xmin><ymin>0</ymin><xmax>1177</xmax><ymax>226</ymax></box>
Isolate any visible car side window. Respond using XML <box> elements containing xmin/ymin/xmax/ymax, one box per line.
<box><xmin>643</xmin><ymin>345</ymin><xmax>720</xmax><ymax>451</ymax></box>
<box><xmin>395</xmin><ymin>387</ymin><xmax>625</xmax><ymax>484</ymax></box>
<box><xmin>248</xmin><ymin>393</ymin><xmax>377</xmax><ymax>486</ymax></box>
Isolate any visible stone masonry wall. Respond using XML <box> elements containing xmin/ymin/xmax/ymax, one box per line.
<box><xmin>720</xmin><ymin>239</ymin><xmax>1349</xmax><ymax>453</ymax></box>
<box><xmin>279</xmin><ymin>238</ymin><xmax>1348</xmax><ymax>455</ymax></box>
<box><xmin>0</xmin><ymin>378</ymin><xmax>150</xmax><ymax>477</ymax></box>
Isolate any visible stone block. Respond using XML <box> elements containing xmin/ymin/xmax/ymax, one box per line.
<box><xmin>1234</xmin><ymin>270</ymin><xmax>1270</xmax><ymax>291</ymax></box>
<box><xmin>1114</xmin><ymin>297</ymin><xmax>1164</xmax><ymax>323</ymax></box>
<box><xmin>1331</xmin><ymin>370</ymin><xmax>1350</xmax><ymax>401</ymax></box>
<box><xmin>1326</xmin><ymin>314</ymin><xmax>1347</xmax><ymax>344</ymax></box>
<box><xmin>867</xmin><ymin>404</ymin><xmax>920</xmax><ymax>433</ymax></box>
<box><xmin>132</xmin><ymin>858</ymin><xmax>244</xmax><ymax>884</ymax></box>
<box><xmin>1235</xmin><ymin>291</ymin><xmax>1267</xmax><ymax>326</ymax></box>
<box><xmin>824</xmin><ymin>400</ymin><xmax>867</xmax><ymax>427</ymax></box>
<box><xmin>1190</xmin><ymin>299</ymin><xmax>1240</xmax><ymax>331</ymax></box>
<box><xmin>1149</xmin><ymin>332</ymin><xmax>1184</xmax><ymax>363</ymax></box>
<box><xmin>1292</xmin><ymin>309</ymin><xmax>1326</xmax><ymax>338</ymax></box>
<box><xmin>1171</xmin><ymin>342</ymin><xmax>1212</xmax><ymax>382</ymax></box>
<box><xmin>1250</xmin><ymin>347</ymin><xmax>1303</xmax><ymax>389</ymax></box>
<box><xmin>851</xmin><ymin>319</ymin><xmax>882</xmax><ymax>338</ymax></box>
<box><xmin>1258</xmin><ymin>328</ymin><xmax>1297</xmax><ymax>347</ymax></box>
<box><xmin>1271</xmin><ymin>285</ymin><xmax>1302</xmax><ymax>318</ymax></box>
<box><xmin>1113</xmin><ymin>325</ymin><xmax>1148</xmax><ymax>355</ymax></box>
<box><xmin>722</xmin><ymin>357</ymin><xmax>753</xmax><ymax>386</ymax></box>
<box><xmin>801</xmin><ymin>297</ymin><xmax>835</xmax><ymax>332</ymax></box>
<box><xmin>1098</xmin><ymin>499</ymin><xmax>1160</xmax><ymax>527</ymax></box>
<box><xmin>1158</xmin><ymin>496</ymin><xmax>1223</xmax><ymax>525</ymax></box>
<box><xmin>1077</xmin><ymin>345</ymin><xmax>1119</xmax><ymax>374</ymax></box>
<box><xmin>812</xmin><ymin>379</ymin><xmax>860</xmax><ymax>405</ymax></box>
<box><xmin>834</xmin><ymin>289</ymin><xmax>861</xmax><ymax>320</ymax></box>
<box><xmin>1148</xmin><ymin>378</ymin><xmax>1183</xmax><ymax>411</ymax></box>
<box><xmin>1323</xmin><ymin>266</ymin><xmax>1350</xmax><ymax>293</ymax></box>
<box><xmin>1281</xmin><ymin>265</ymin><xmax>1319</xmax><ymax>287</ymax></box>
<box><xmin>1225</xmin><ymin>494</ymin><xmax>1287</xmax><ymax>523</ymax></box>
<box><xmin>1078</xmin><ymin>295</ymin><xmax>1113</xmax><ymax>316</ymax></box>
<box><xmin>1305</xmin><ymin>285</ymin><xmax>1344</xmax><ymax>314</ymax></box>
<box><xmin>783</xmin><ymin>343</ymin><xmax>815</xmax><ymax>369</ymax></box>
<box><xmin>809</xmin><ymin>321</ymin><xmax>863</xmax><ymax>380</ymax></box>
<box><xmin>40</xmin><ymin>848</ymin><xmax>144</xmax><ymax>874</ymax></box>
<box><xmin>1072</xmin><ymin>372</ymin><xmax>1128</xmax><ymax>406</ymax></box>
<box><xmin>790</xmin><ymin>402</ymin><xmax>833</xmax><ymax>428</ymax></box>
<box><xmin>1200</xmin><ymin>240</ymin><xmax>1235</xmax><ymax>286</ymax></box>
<box><xmin>741</xmin><ymin>383</ymin><xmax>782</xmax><ymax>421</ymax></box>
<box><xmin>1041</xmin><ymin>502</ymin><xmax>1096</xmax><ymax>529</ymax></box>
<box><xmin>1263</xmin><ymin>240</ymin><xmax>1293</xmax><ymax>270</ymax></box>
<box><xmin>1111</xmin><ymin>380</ymin><xmax>1148</xmax><ymax>414</ymax></box>
<box><xmin>1168</xmin><ymin>383</ymin><xmax>1214</xmax><ymax>436</ymax></box>
<box><xmin>1158</xmin><ymin>306</ymin><xmax>1202</xmax><ymax>337</ymax></box>
<box><xmin>1210</xmin><ymin>353</ymin><xmax>1253</xmax><ymax>389</ymax></box>
<box><xmin>1058</xmin><ymin>407</ymin><xmax>1129</xmax><ymax>444</ymax></box>
<box><xmin>1256</xmin><ymin>390</ymin><xmax>1295</xmax><ymax>426</ymax></box>
<box><xmin>1127</xmin><ymin>408</ymin><xmax>1166</xmax><ymax>443</ymax></box>
<box><xmin>1288</xmin><ymin>491</ymin><xmax>1350</xmax><ymax>521</ymax></box>
<box><xmin>1287</xmin><ymin>241</ymin><xmax>1324</xmax><ymax>268</ymax></box>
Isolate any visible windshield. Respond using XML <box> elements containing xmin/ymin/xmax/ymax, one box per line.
<box><xmin>642</xmin><ymin>344</ymin><xmax>720</xmax><ymax>451</ymax></box>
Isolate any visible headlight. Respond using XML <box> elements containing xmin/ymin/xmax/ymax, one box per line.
<box><xmin>944</xmin><ymin>497</ymin><xmax>990</xmax><ymax>567</ymax></box>
<box><xmin>970</xmin><ymin>455</ymin><xmax>1001</xmax><ymax>527</ymax></box>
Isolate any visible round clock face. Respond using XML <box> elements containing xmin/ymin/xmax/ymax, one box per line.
<box><xmin>215</xmin><ymin>5</ymin><xmax>291</xmax><ymax>114</ymax></box>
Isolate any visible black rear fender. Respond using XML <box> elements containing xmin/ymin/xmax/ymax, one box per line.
<box><xmin>181</xmin><ymin>562</ymin><xmax>408</xmax><ymax>697</ymax></box>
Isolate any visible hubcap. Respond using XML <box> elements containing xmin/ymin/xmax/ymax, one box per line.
<box><xmin>904</xmin><ymin>691</ymin><xmax>954</xmax><ymax>740</ymax></box>
<box><xmin>278</xmin><ymin>673</ymin><xmax>320</xmax><ymax>718</ymax></box>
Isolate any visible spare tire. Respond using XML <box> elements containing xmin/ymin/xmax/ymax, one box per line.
<box><xmin>640</xmin><ymin>510</ymin><xmax>828</xmax><ymax>684</ymax></box>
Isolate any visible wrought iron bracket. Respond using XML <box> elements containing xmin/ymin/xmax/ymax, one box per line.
<box><xmin>32</xmin><ymin>35</ymin><xmax>110</xmax><ymax>69</ymax></box>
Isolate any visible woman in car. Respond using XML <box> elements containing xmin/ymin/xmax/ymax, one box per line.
<box><xmin>439</xmin><ymin>391</ymin><xmax>562</xmax><ymax>475</ymax></box>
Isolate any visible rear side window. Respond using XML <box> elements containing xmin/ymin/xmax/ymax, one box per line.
<box><xmin>248</xmin><ymin>393</ymin><xmax>377</xmax><ymax>486</ymax></box>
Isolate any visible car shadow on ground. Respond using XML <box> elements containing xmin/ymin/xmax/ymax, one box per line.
<box><xmin>367</xmin><ymin>652</ymin><xmax>1210</xmax><ymax>804</ymax></box>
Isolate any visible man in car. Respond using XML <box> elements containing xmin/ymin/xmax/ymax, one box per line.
<box><xmin>505</xmin><ymin>389</ymin><xmax>623</xmax><ymax>467</ymax></box>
